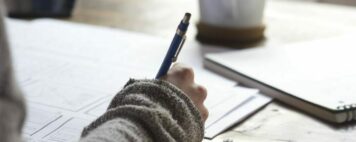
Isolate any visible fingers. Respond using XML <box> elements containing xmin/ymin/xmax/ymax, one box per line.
<box><xmin>197</xmin><ymin>85</ymin><xmax>208</xmax><ymax>101</ymax></box>
<box><xmin>162</xmin><ymin>63</ymin><xmax>194</xmax><ymax>88</ymax></box>
<box><xmin>189</xmin><ymin>84</ymin><xmax>207</xmax><ymax>103</ymax></box>
<box><xmin>193</xmin><ymin>84</ymin><xmax>209</xmax><ymax>122</ymax></box>
<box><xmin>170</xmin><ymin>63</ymin><xmax>194</xmax><ymax>83</ymax></box>
<box><xmin>182</xmin><ymin>83</ymin><xmax>209</xmax><ymax>122</ymax></box>
<box><xmin>161</xmin><ymin>63</ymin><xmax>209</xmax><ymax>122</ymax></box>
<box><xmin>199</xmin><ymin>105</ymin><xmax>209</xmax><ymax>122</ymax></box>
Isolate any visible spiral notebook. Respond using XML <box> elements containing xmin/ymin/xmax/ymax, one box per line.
<box><xmin>204</xmin><ymin>35</ymin><xmax>356</xmax><ymax>123</ymax></box>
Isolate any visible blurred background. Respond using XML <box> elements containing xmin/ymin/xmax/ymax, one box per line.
<box><xmin>301</xmin><ymin>0</ymin><xmax>356</xmax><ymax>5</ymax></box>
<box><xmin>5</xmin><ymin>0</ymin><xmax>356</xmax><ymax>47</ymax></box>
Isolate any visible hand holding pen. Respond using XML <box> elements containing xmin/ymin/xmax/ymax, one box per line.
<box><xmin>156</xmin><ymin>13</ymin><xmax>209</xmax><ymax>122</ymax></box>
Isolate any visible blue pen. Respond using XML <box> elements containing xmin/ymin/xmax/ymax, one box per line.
<box><xmin>155</xmin><ymin>13</ymin><xmax>191</xmax><ymax>79</ymax></box>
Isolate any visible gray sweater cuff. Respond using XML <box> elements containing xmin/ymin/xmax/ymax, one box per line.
<box><xmin>81</xmin><ymin>79</ymin><xmax>204</xmax><ymax>142</ymax></box>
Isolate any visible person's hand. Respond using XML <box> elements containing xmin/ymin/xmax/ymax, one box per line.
<box><xmin>161</xmin><ymin>63</ymin><xmax>209</xmax><ymax>122</ymax></box>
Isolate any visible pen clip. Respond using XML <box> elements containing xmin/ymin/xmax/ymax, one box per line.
<box><xmin>172</xmin><ymin>35</ymin><xmax>186</xmax><ymax>62</ymax></box>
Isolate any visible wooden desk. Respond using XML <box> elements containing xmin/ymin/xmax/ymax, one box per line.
<box><xmin>67</xmin><ymin>0</ymin><xmax>356</xmax><ymax>141</ymax></box>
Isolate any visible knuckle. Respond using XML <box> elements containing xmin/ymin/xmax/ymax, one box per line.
<box><xmin>194</xmin><ymin>85</ymin><xmax>207</xmax><ymax>102</ymax></box>
<box><xmin>181</xmin><ymin>67</ymin><xmax>194</xmax><ymax>77</ymax></box>
<box><xmin>202</xmin><ymin>107</ymin><xmax>209</xmax><ymax>119</ymax></box>
<box><xmin>198</xmin><ymin>86</ymin><xmax>207</xmax><ymax>100</ymax></box>
<box><xmin>201</xmin><ymin>93</ymin><xmax>207</xmax><ymax>101</ymax></box>
<box><xmin>175</xmin><ymin>66</ymin><xmax>194</xmax><ymax>80</ymax></box>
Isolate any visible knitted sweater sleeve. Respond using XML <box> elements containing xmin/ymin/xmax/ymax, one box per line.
<box><xmin>80</xmin><ymin>79</ymin><xmax>204</xmax><ymax>142</ymax></box>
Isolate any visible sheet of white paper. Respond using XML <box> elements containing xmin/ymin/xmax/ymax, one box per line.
<box><xmin>86</xmin><ymin>99</ymin><xmax>111</xmax><ymax>117</ymax></box>
<box><xmin>205</xmin><ymin>93</ymin><xmax>272</xmax><ymax>138</ymax></box>
<box><xmin>205</xmin><ymin>87</ymin><xmax>257</xmax><ymax>128</ymax></box>
<box><xmin>43</xmin><ymin>118</ymin><xmax>93</xmax><ymax>142</ymax></box>
<box><xmin>23</xmin><ymin>105</ymin><xmax>62</xmax><ymax>136</ymax></box>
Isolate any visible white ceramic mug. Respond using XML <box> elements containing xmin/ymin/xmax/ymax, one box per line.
<box><xmin>199</xmin><ymin>0</ymin><xmax>266</xmax><ymax>28</ymax></box>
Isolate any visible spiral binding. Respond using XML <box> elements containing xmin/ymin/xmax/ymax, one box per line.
<box><xmin>336</xmin><ymin>104</ymin><xmax>356</xmax><ymax>122</ymax></box>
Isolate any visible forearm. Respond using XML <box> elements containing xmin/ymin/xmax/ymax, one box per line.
<box><xmin>80</xmin><ymin>79</ymin><xmax>204</xmax><ymax>142</ymax></box>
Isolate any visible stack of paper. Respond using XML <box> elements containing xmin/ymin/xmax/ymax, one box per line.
<box><xmin>7</xmin><ymin>19</ymin><xmax>271</xmax><ymax>141</ymax></box>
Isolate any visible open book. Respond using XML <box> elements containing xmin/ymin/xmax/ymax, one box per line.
<box><xmin>204</xmin><ymin>35</ymin><xmax>356</xmax><ymax>123</ymax></box>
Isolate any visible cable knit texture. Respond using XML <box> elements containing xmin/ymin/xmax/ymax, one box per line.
<box><xmin>80</xmin><ymin>79</ymin><xmax>204</xmax><ymax>142</ymax></box>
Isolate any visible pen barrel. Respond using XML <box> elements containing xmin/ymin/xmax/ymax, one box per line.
<box><xmin>155</xmin><ymin>34</ymin><xmax>184</xmax><ymax>79</ymax></box>
<box><xmin>155</xmin><ymin>13</ymin><xmax>191</xmax><ymax>79</ymax></box>
<box><xmin>178</xmin><ymin>21</ymin><xmax>189</xmax><ymax>32</ymax></box>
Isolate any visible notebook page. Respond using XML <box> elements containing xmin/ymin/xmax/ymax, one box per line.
<box><xmin>207</xmin><ymin>35</ymin><xmax>356</xmax><ymax>110</ymax></box>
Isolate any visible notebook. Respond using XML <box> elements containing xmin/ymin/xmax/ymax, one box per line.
<box><xmin>204</xmin><ymin>35</ymin><xmax>356</xmax><ymax>123</ymax></box>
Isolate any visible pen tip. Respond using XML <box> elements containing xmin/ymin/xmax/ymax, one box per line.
<box><xmin>185</xmin><ymin>13</ymin><xmax>191</xmax><ymax>17</ymax></box>
<box><xmin>183</xmin><ymin>13</ymin><xmax>191</xmax><ymax>24</ymax></box>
